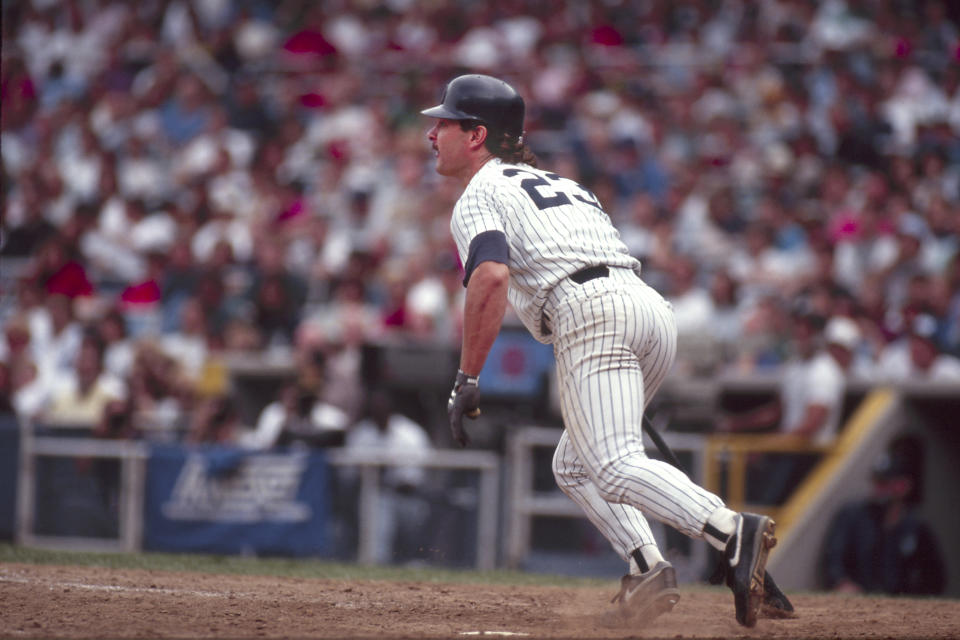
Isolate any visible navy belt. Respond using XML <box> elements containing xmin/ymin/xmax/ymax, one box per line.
<box><xmin>570</xmin><ymin>265</ymin><xmax>609</xmax><ymax>284</ymax></box>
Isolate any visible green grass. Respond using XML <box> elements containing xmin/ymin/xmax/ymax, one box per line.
<box><xmin>0</xmin><ymin>543</ymin><xmax>608</xmax><ymax>587</ymax></box>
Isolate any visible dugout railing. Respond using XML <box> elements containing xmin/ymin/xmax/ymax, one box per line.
<box><xmin>15</xmin><ymin>420</ymin><xmax>500</xmax><ymax>570</ymax></box>
<box><xmin>504</xmin><ymin>425</ymin><xmax>710</xmax><ymax>577</ymax></box>
<box><xmin>16</xmin><ymin>418</ymin><xmax>150</xmax><ymax>553</ymax></box>
<box><xmin>325</xmin><ymin>448</ymin><xmax>500</xmax><ymax>569</ymax></box>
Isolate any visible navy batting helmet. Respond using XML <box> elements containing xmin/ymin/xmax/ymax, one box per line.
<box><xmin>421</xmin><ymin>74</ymin><xmax>525</xmax><ymax>139</ymax></box>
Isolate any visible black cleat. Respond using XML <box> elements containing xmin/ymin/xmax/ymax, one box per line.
<box><xmin>611</xmin><ymin>561</ymin><xmax>681</xmax><ymax>623</ymax></box>
<box><xmin>759</xmin><ymin>572</ymin><xmax>796</xmax><ymax>619</ymax></box>
<box><xmin>707</xmin><ymin>548</ymin><xmax>794</xmax><ymax>618</ymax></box>
<box><xmin>725</xmin><ymin>513</ymin><xmax>777</xmax><ymax>627</ymax></box>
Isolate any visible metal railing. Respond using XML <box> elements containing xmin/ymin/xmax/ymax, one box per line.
<box><xmin>504</xmin><ymin>426</ymin><xmax>707</xmax><ymax>571</ymax></box>
<box><xmin>15</xmin><ymin>421</ymin><xmax>500</xmax><ymax>569</ymax></box>
<box><xmin>16</xmin><ymin>420</ymin><xmax>149</xmax><ymax>552</ymax></box>
<box><xmin>325</xmin><ymin>448</ymin><xmax>500</xmax><ymax>570</ymax></box>
<box><xmin>702</xmin><ymin>434</ymin><xmax>832</xmax><ymax>523</ymax></box>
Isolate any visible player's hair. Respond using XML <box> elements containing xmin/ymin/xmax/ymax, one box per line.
<box><xmin>460</xmin><ymin>120</ymin><xmax>538</xmax><ymax>167</ymax></box>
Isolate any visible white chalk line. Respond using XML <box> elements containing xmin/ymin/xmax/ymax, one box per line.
<box><xmin>0</xmin><ymin>569</ymin><xmax>387</xmax><ymax>608</ymax></box>
<box><xmin>0</xmin><ymin>571</ymin><xmax>251</xmax><ymax>599</ymax></box>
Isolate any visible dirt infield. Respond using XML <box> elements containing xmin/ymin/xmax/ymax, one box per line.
<box><xmin>1</xmin><ymin>563</ymin><xmax>957</xmax><ymax>639</ymax></box>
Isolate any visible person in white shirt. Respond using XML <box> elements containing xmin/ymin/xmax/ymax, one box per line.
<box><xmin>668</xmin><ymin>256</ymin><xmax>715</xmax><ymax>337</ymax></box>
<box><xmin>719</xmin><ymin>310</ymin><xmax>824</xmax><ymax>436</ymax></box>
<box><xmin>874</xmin><ymin>313</ymin><xmax>960</xmax><ymax>383</ymax></box>
<box><xmin>344</xmin><ymin>390</ymin><xmax>432</xmax><ymax>564</ymax></box>
<box><xmin>43</xmin><ymin>335</ymin><xmax>126</xmax><ymax>426</ymax></box>
<box><xmin>779</xmin><ymin>315</ymin><xmax>858</xmax><ymax>445</ymax></box>
<box><xmin>720</xmin><ymin>315</ymin><xmax>860</xmax><ymax>503</ymax></box>
<box><xmin>241</xmin><ymin>383</ymin><xmax>349</xmax><ymax>451</ymax></box>
<box><xmin>33</xmin><ymin>294</ymin><xmax>84</xmax><ymax>387</ymax></box>
<box><xmin>160</xmin><ymin>297</ymin><xmax>208</xmax><ymax>382</ymax></box>
<box><xmin>9</xmin><ymin>359</ymin><xmax>48</xmax><ymax>421</ymax></box>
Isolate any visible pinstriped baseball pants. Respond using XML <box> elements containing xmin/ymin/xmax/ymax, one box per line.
<box><xmin>547</xmin><ymin>269</ymin><xmax>724</xmax><ymax>562</ymax></box>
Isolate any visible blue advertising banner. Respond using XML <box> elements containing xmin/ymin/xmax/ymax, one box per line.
<box><xmin>144</xmin><ymin>445</ymin><xmax>330</xmax><ymax>556</ymax></box>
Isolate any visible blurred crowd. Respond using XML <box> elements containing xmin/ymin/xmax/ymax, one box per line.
<box><xmin>2</xmin><ymin>0</ymin><xmax>960</xmax><ymax>445</ymax></box>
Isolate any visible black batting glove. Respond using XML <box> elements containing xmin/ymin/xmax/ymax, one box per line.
<box><xmin>447</xmin><ymin>369</ymin><xmax>480</xmax><ymax>447</ymax></box>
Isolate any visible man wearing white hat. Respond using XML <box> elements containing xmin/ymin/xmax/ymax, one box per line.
<box><xmin>721</xmin><ymin>315</ymin><xmax>862</xmax><ymax>504</ymax></box>
<box><xmin>790</xmin><ymin>315</ymin><xmax>862</xmax><ymax>444</ymax></box>
<box><xmin>722</xmin><ymin>315</ymin><xmax>861</xmax><ymax>445</ymax></box>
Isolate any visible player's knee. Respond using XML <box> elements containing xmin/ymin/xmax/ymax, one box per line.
<box><xmin>592</xmin><ymin>476</ymin><xmax>625</xmax><ymax>503</ymax></box>
<box><xmin>592</xmin><ymin>458</ymin><xmax>637</xmax><ymax>503</ymax></box>
<box><xmin>552</xmin><ymin>458</ymin><xmax>578</xmax><ymax>494</ymax></box>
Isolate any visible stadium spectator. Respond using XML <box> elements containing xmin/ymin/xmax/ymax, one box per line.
<box><xmin>718</xmin><ymin>310</ymin><xmax>825</xmax><ymax>434</ymax></box>
<box><xmin>343</xmin><ymin>389</ymin><xmax>432</xmax><ymax>564</ymax></box>
<box><xmin>719</xmin><ymin>314</ymin><xmax>861</xmax><ymax>504</ymax></box>
<box><xmin>246</xmin><ymin>238</ymin><xmax>307</xmax><ymax>343</ymax></box>
<box><xmin>241</xmin><ymin>380</ymin><xmax>349</xmax><ymax>450</ymax></box>
<box><xmin>31</xmin><ymin>235</ymin><xmax>94</xmax><ymax>299</ymax></box>
<box><xmin>127</xmin><ymin>341</ymin><xmax>188</xmax><ymax>439</ymax></box>
<box><xmin>666</xmin><ymin>255</ymin><xmax>714</xmax><ymax>338</ymax></box>
<box><xmin>160</xmin><ymin>297</ymin><xmax>210</xmax><ymax>384</ymax></box>
<box><xmin>42</xmin><ymin>331</ymin><xmax>126</xmax><ymax>426</ymax></box>
<box><xmin>1</xmin><ymin>181</ymin><xmax>56</xmax><ymax>258</ymax></box>
<box><xmin>823</xmin><ymin>436</ymin><xmax>946</xmax><ymax>595</ymax></box>
<box><xmin>706</xmin><ymin>270</ymin><xmax>747</xmax><ymax>364</ymax></box>
<box><xmin>8</xmin><ymin>358</ymin><xmax>46</xmax><ymax>422</ymax></box>
<box><xmin>33</xmin><ymin>293</ymin><xmax>84</xmax><ymax>385</ymax></box>
<box><xmin>185</xmin><ymin>394</ymin><xmax>240</xmax><ymax>444</ymax></box>
<box><xmin>0</xmin><ymin>0</ymin><xmax>958</xmax><ymax>448</ymax></box>
<box><xmin>99</xmin><ymin>307</ymin><xmax>135</xmax><ymax>379</ymax></box>
<box><xmin>874</xmin><ymin>313</ymin><xmax>960</xmax><ymax>382</ymax></box>
<box><xmin>0</xmin><ymin>314</ymin><xmax>35</xmax><ymax>367</ymax></box>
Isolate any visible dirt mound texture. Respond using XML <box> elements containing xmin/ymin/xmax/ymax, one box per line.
<box><xmin>2</xmin><ymin>563</ymin><xmax>957</xmax><ymax>639</ymax></box>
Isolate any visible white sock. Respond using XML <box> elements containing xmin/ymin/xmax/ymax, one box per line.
<box><xmin>629</xmin><ymin>544</ymin><xmax>665</xmax><ymax>575</ymax></box>
<box><xmin>704</xmin><ymin>507</ymin><xmax>740</xmax><ymax>551</ymax></box>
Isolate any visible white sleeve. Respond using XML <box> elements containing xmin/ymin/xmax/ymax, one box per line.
<box><xmin>13</xmin><ymin>381</ymin><xmax>50</xmax><ymax>419</ymax></box>
<box><xmin>874</xmin><ymin>346</ymin><xmax>910</xmax><ymax>382</ymax></box>
<box><xmin>805</xmin><ymin>357</ymin><xmax>844</xmax><ymax>409</ymax></box>
<box><xmin>931</xmin><ymin>357</ymin><xmax>960</xmax><ymax>381</ymax></box>
<box><xmin>311</xmin><ymin>403</ymin><xmax>348</xmax><ymax>432</ymax></box>
<box><xmin>451</xmin><ymin>186</ymin><xmax>507</xmax><ymax>264</ymax></box>
<box><xmin>240</xmin><ymin>402</ymin><xmax>285</xmax><ymax>450</ymax></box>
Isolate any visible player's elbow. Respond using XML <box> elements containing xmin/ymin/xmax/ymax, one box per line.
<box><xmin>471</xmin><ymin>260</ymin><xmax>510</xmax><ymax>291</ymax></box>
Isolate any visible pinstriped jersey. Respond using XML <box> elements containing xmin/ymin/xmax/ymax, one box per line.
<box><xmin>451</xmin><ymin>158</ymin><xmax>642</xmax><ymax>344</ymax></box>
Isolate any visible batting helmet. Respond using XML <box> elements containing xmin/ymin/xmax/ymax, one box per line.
<box><xmin>421</xmin><ymin>74</ymin><xmax>525</xmax><ymax>139</ymax></box>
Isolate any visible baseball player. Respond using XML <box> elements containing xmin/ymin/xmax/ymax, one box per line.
<box><xmin>423</xmin><ymin>74</ymin><xmax>783</xmax><ymax>627</ymax></box>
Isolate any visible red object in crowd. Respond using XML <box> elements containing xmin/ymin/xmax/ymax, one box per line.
<box><xmin>829</xmin><ymin>210</ymin><xmax>861</xmax><ymax>243</ymax></box>
<box><xmin>119</xmin><ymin>279</ymin><xmax>161</xmax><ymax>306</ymax></box>
<box><xmin>45</xmin><ymin>261</ymin><xmax>94</xmax><ymax>298</ymax></box>
<box><xmin>283</xmin><ymin>30</ymin><xmax>338</xmax><ymax>56</ymax></box>
<box><xmin>1</xmin><ymin>73</ymin><xmax>37</xmax><ymax>101</ymax></box>
<box><xmin>276</xmin><ymin>198</ymin><xmax>306</xmax><ymax>224</ymax></box>
<box><xmin>590</xmin><ymin>25</ymin><xmax>624</xmax><ymax>46</ymax></box>
<box><xmin>382</xmin><ymin>306</ymin><xmax>406</xmax><ymax>329</ymax></box>
<box><xmin>299</xmin><ymin>92</ymin><xmax>326</xmax><ymax>108</ymax></box>
<box><xmin>894</xmin><ymin>37</ymin><xmax>912</xmax><ymax>59</ymax></box>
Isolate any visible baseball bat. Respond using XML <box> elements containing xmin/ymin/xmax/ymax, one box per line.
<box><xmin>641</xmin><ymin>413</ymin><xmax>686</xmax><ymax>472</ymax></box>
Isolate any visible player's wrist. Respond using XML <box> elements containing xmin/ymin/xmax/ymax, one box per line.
<box><xmin>456</xmin><ymin>369</ymin><xmax>479</xmax><ymax>387</ymax></box>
